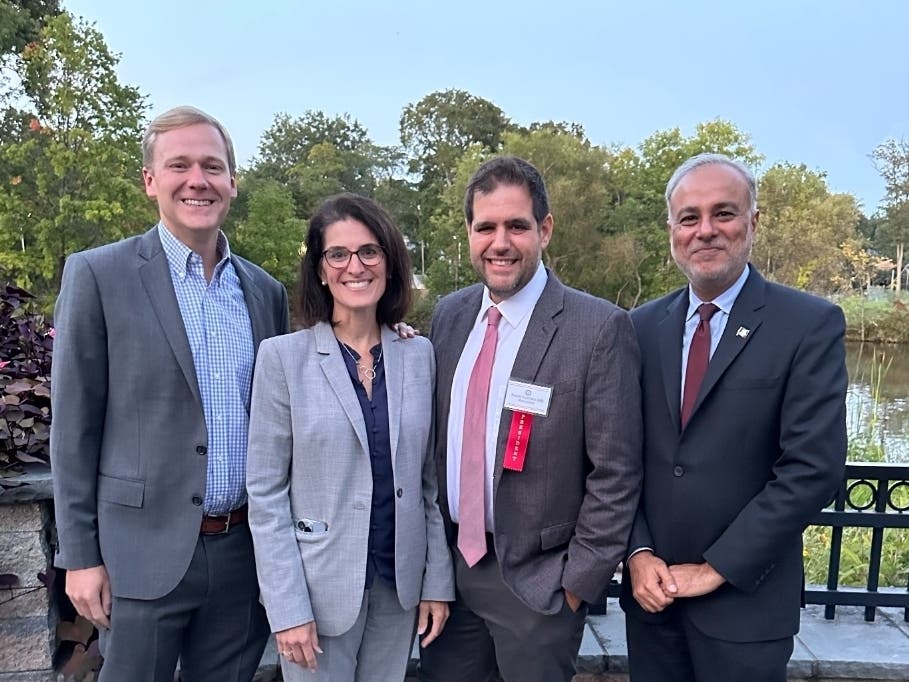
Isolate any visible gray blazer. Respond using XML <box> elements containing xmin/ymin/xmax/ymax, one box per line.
<box><xmin>246</xmin><ymin>322</ymin><xmax>454</xmax><ymax>636</ymax></box>
<box><xmin>431</xmin><ymin>272</ymin><xmax>643</xmax><ymax>614</ymax></box>
<box><xmin>50</xmin><ymin>227</ymin><xmax>289</xmax><ymax>599</ymax></box>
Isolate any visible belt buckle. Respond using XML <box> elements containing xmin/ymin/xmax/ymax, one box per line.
<box><xmin>216</xmin><ymin>514</ymin><xmax>231</xmax><ymax>534</ymax></box>
<box><xmin>202</xmin><ymin>513</ymin><xmax>232</xmax><ymax>535</ymax></box>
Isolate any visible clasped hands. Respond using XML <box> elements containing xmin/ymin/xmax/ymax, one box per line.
<box><xmin>626</xmin><ymin>551</ymin><xmax>725</xmax><ymax>613</ymax></box>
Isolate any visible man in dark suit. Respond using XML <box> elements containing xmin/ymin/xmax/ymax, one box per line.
<box><xmin>620</xmin><ymin>153</ymin><xmax>847</xmax><ymax>681</ymax></box>
<box><xmin>51</xmin><ymin>106</ymin><xmax>289</xmax><ymax>681</ymax></box>
<box><xmin>420</xmin><ymin>156</ymin><xmax>642</xmax><ymax>682</ymax></box>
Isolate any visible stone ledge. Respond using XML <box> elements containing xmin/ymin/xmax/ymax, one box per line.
<box><xmin>0</xmin><ymin>672</ymin><xmax>54</xmax><ymax>682</ymax></box>
<box><xmin>0</xmin><ymin>470</ymin><xmax>53</xmax><ymax>505</ymax></box>
<box><xmin>0</xmin><ymin>616</ymin><xmax>54</xmax><ymax>672</ymax></box>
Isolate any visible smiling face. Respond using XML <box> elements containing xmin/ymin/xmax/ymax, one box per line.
<box><xmin>668</xmin><ymin>163</ymin><xmax>758</xmax><ymax>301</ymax></box>
<box><xmin>320</xmin><ymin>218</ymin><xmax>387</xmax><ymax>321</ymax></box>
<box><xmin>142</xmin><ymin>122</ymin><xmax>237</xmax><ymax>248</ymax></box>
<box><xmin>467</xmin><ymin>183</ymin><xmax>553</xmax><ymax>302</ymax></box>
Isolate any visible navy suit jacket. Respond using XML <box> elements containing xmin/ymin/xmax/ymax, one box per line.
<box><xmin>620</xmin><ymin>267</ymin><xmax>847</xmax><ymax>642</ymax></box>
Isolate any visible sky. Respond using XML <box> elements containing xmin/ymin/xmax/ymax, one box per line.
<box><xmin>63</xmin><ymin>0</ymin><xmax>909</xmax><ymax>215</ymax></box>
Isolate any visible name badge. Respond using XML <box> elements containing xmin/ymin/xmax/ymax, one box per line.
<box><xmin>503</xmin><ymin>379</ymin><xmax>553</xmax><ymax>417</ymax></box>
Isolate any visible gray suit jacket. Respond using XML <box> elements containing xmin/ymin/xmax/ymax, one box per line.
<box><xmin>246</xmin><ymin>322</ymin><xmax>454</xmax><ymax>636</ymax></box>
<box><xmin>50</xmin><ymin>227</ymin><xmax>289</xmax><ymax>600</ymax></box>
<box><xmin>430</xmin><ymin>272</ymin><xmax>643</xmax><ymax>614</ymax></box>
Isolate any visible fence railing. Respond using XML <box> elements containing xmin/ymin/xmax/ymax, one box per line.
<box><xmin>805</xmin><ymin>461</ymin><xmax>909</xmax><ymax>622</ymax></box>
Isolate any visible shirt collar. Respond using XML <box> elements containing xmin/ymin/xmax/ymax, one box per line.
<box><xmin>478</xmin><ymin>261</ymin><xmax>548</xmax><ymax>328</ymax></box>
<box><xmin>157</xmin><ymin>222</ymin><xmax>232</xmax><ymax>281</ymax></box>
<box><xmin>686</xmin><ymin>264</ymin><xmax>750</xmax><ymax>321</ymax></box>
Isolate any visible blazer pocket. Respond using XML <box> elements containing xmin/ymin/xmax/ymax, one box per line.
<box><xmin>540</xmin><ymin>520</ymin><xmax>576</xmax><ymax>551</ymax></box>
<box><xmin>96</xmin><ymin>474</ymin><xmax>145</xmax><ymax>508</ymax></box>
<box><xmin>552</xmin><ymin>379</ymin><xmax>578</xmax><ymax>396</ymax></box>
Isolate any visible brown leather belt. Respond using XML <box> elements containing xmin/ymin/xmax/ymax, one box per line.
<box><xmin>200</xmin><ymin>505</ymin><xmax>248</xmax><ymax>535</ymax></box>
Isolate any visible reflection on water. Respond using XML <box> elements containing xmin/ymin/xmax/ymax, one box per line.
<box><xmin>846</xmin><ymin>342</ymin><xmax>909</xmax><ymax>462</ymax></box>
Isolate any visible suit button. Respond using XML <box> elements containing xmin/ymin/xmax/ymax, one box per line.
<box><xmin>673</xmin><ymin>466</ymin><xmax>684</xmax><ymax>477</ymax></box>
<box><xmin>196</xmin><ymin>445</ymin><xmax>207</xmax><ymax>455</ymax></box>
<box><xmin>192</xmin><ymin>496</ymin><xmax>203</xmax><ymax>506</ymax></box>
<box><xmin>297</xmin><ymin>521</ymin><xmax>306</xmax><ymax>530</ymax></box>
<box><xmin>396</xmin><ymin>488</ymin><xmax>403</xmax><ymax>498</ymax></box>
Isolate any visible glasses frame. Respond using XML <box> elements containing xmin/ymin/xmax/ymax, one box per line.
<box><xmin>321</xmin><ymin>244</ymin><xmax>386</xmax><ymax>269</ymax></box>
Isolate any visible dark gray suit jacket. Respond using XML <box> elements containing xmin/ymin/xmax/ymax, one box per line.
<box><xmin>621</xmin><ymin>267</ymin><xmax>847</xmax><ymax>642</ymax></box>
<box><xmin>431</xmin><ymin>271</ymin><xmax>643</xmax><ymax>614</ymax></box>
<box><xmin>51</xmin><ymin>226</ymin><xmax>289</xmax><ymax>600</ymax></box>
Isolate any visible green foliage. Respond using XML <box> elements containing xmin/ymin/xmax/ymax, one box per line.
<box><xmin>229</xmin><ymin>176</ymin><xmax>304</xmax><ymax>289</ymax></box>
<box><xmin>244</xmin><ymin>111</ymin><xmax>401</xmax><ymax>220</ymax></box>
<box><xmin>0</xmin><ymin>0</ymin><xmax>60</xmax><ymax>55</ymax></box>
<box><xmin>0</xmin><ymin>284</ymin><xmax>52</xmax><ymax>477</ymax></box>
<box><xmin>400</xmin><ymin>88</ymin><xmax>511</xmax><ymax>195</ymax></box>
<box><xmin>0</xmin><ymin>12</ymin><xmax>153</xmax><ymax>306</ymax></box>
<box><xmin>755</xmin><ymin>163</ymin><xmax>862</xmax><ymax>293</ymax></box>
<box><xmin>838</xmin><ymin>293</ymin><xmax>909</xmax><ymax>342</ymax></box>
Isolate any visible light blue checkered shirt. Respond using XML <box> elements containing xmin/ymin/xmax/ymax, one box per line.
<box><xmin>157</xmin><ymin>224</ymin><xmax>254</xmax><ymax>516</ymax></box>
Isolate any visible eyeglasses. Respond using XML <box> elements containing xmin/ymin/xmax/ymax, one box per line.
<box><xmin>321</xmin><ymin>244</ymin><xmax>385</xmax><ymax>269</ymax></box>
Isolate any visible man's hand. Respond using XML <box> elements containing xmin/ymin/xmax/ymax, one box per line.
<box><xmin>564</xmin><ymin>588</ymin><xmax>583</xmax><ymax>612</ymax></box>
<box><xmin>394</xmin><ymin>322</ymin><xmax>419</xmax><ymax>338</ymax></box>
<box><xmin>66</xmin><ymin>565</ymin><xmax>112</xmax><ymax>629</ymax></box>
<box><xmin>627</xmin><ymin>551</ymin><xmax>677</xmax><ymax>613</ymax></box>
<box><xmin>417</xmin><ymin>600</ymin><xmax>450</xmax><ymax>647</ymax></box>
<box><xmin>666</xmin><ymin>562</ymin><xmax>725</xmax><ymax>598</ymax></box>
<box><xmin>276</xmin><ymin>621</ymin><xmax>322</xmax><ymax>670</ymax></box>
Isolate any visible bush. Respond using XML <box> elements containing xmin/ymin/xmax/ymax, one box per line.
<box><xmin>0</xmin><ymin>284</ymin><xmax>53</xmax><ymax>476</ymax></box>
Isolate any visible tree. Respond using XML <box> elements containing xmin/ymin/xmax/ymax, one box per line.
<box><xmin>0</xmin><ymin>12</ymin><xmax>153</xmax><ymax>303</ymax></box>
<box><xmin>0</xmin><ymin>0</ymin><xmax>60</xmax><ymax>57</ymax></box>
<box><xmin>245</xmin><ymin>111</ymin><xmax>401</xmax><ymax>221</ymax></box>
<box><xmin>229</xmin><ymin>176</ymin><xmax>305</xmax><ymax>291</ymax></box>
<box><xmin>755</xmin><ymin>163</ymin><xmax>862</xmax><ymax>293</ymax></box>
<box><xmin>871</xmin><ymin>139</ymin><xmax>909</xmax><ymax>291</ymax></box>
<box><xmin>400</xmin><ymin>89</ymin><xmax>511</xmax><ymax>195</ymax></box>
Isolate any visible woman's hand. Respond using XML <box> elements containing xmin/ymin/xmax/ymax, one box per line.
<box><xmin>416</xmin><ymin>600</ymin><xmax>450</xmax><ymax>647</ymax></box>
<box><xmin>276</xmin><ymin>621</ymin><xmax>322</xmax><ymax>670</ymax></box>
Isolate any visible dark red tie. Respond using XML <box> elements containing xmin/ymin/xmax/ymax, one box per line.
<box><xmin>681</xmin><ymin>303</ymin><xmax>719</xmax><ymax>428</ymax></box>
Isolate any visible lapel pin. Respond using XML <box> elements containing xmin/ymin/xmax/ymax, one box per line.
<box><xmin>736</xmin><ymin>326</ymin><xmax>750</xmax><ymax>339</ymax></box>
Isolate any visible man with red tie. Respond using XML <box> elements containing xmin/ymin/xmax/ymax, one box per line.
<box><xmin>420</xmin><ymin>156</ymin><xmax>643</xmax><ymax>682</ymax></box>
<box><xmin>621</xmin><ymin>153</ymin><xmax>848</xmax><ymax>681</ymax></box>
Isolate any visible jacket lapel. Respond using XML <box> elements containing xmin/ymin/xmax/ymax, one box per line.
<box><xmin>232</xmin><ymin>256</ymin><xmax>267</xmax><ymax>349</ymax></box>
<box><xmin>136</xmin><ymin>228</ymin><xmax>202</xmax><ymax>407</ymax></box>
<box><xmin>693</xmin><ymin>268</ymin><xmax>766</xmax><ymax>414</ymax></box>
<box><xmin>381</xmin><ymin>325</ymin><xmax>404</xmax><ymax>475</ymax></box>
<box><xmin>658</xmin><ymin>289</ymin><xmax>689</xmax><ymax>431</ymax></box>
<box><xmin>492</xmin><ymin>273</ymin><xmax>563</xmax><ymax>489</ymax></box>
<box><xmin>314</xmin><ymin>322</ymin><xmax>370</xmax><ymax>456</ymax></box>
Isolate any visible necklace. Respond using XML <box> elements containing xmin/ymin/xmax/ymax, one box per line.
<box><xmin>340</xmin><ymin>342</ymin><xmax>382</xmax><ymax>381</ymax></box>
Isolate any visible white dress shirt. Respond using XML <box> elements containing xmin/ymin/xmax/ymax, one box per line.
<box><xmin>447</xmin><ymin>263</ymin><xmax>548</xmax><ymax>531</ymax></box>
<box><xmin>679</xmin><ymin>264</ymin><xmax>751</xmax><ymax>406</ymax></box>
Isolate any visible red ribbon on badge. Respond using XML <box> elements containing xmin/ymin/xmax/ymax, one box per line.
<box><xmin>504</xmin><ymin>411</ymin><xmax>533</xmax><ymax>471</ymax></box>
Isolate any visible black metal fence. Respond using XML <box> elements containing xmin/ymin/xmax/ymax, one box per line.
<box><xmin>805</xmin><ymin>461</ymin><xmax>909</xmax><ymax>622</ymax></box>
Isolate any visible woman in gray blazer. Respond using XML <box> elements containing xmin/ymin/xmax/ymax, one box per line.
<box><xmin>246</xmin><ymin>194</ymin><xmax>454</xmax><ymax>681</ymax></box>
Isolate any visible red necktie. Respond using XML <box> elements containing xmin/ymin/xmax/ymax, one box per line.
<box><xmin>681</xmin><ymin>303</ymin><xmax>719</xmax><ymax>428</ymax></box>
<box><xmin>458</xmin><ymin>306</ymin><xmax>502</xmax><ymax>567</ymax></box>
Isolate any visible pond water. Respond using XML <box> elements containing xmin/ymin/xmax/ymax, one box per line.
<box><xmin>846</xmin><ymin>342</ymin><xmax>909</xmax><ymax>462</ymax></box>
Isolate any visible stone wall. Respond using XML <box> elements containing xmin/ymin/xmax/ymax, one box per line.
<box><xmin>0</xmin><ymin>473</ymin><xmax>56</xmax><ymax>682</ymax></box>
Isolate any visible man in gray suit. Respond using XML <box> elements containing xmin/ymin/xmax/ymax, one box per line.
<box><xmin>420</xmin><ymin>156</ymin><xmax>643</xmax><ymax>682</ymax></box>
<box><xmin>50</xmin><ymin>106</ymin><xmax>289</xmax><ymax>681</ymax></box>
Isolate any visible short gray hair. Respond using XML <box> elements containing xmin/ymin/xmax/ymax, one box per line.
<box><xmin>665</xmin><ymin>153</ymin><xmax>757</xmax><ymax>215</ymax></box>
<box><xmin>142</xmin><ymin>106</ymin><xmax>237</xmax><ymax>176</ymax></box>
